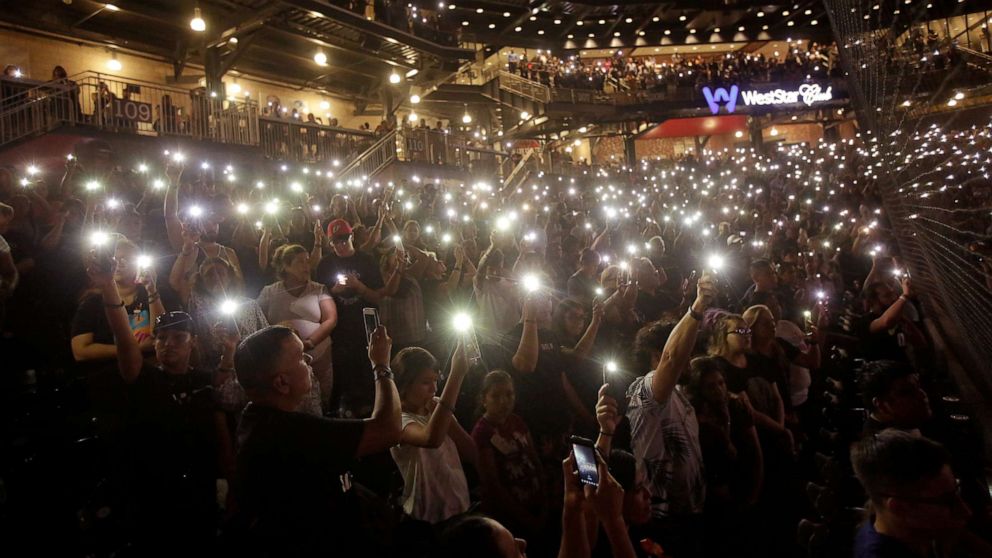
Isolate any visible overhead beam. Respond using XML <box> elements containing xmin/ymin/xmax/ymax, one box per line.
<box><xmin>207</xmin><ymin>4</ymin><xmax>287</xmax><ymax>49</ymax></box>
<box><xmin>270</xmin><ymin>20</ymin><xmax>418</xmax><ymax>70</ymax></box>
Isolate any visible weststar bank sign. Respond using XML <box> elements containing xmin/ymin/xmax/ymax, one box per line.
<box><xmin>701</xmin><ymin>83</ymin><xmax>834</xmax><ymax>114</ymax></box>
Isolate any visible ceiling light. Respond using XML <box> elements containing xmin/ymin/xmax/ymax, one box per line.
<box><xmin>515</xmin><ymin>26</ymin><xmax>522</xmax><ymax>32</ymax></box>
<box><xmin>538</xmin><ymin>29</ymin><xmax>545</xmax><ymax>34</ymax></box>
<box><xmin>599</xmin><ymin>19</ymin><xmax>606</xmax><ymax>24</ymax></box>
<box><xmin>410</xmin><ymin>94</ymin><xmax>421</xmax><ymax>104</ymax></box>
<box><xmin>406</xmin><ymin>68</ymin><xmax>419</xmax><ymax>77</ymax></box>
<box><xmin>625</xmin><ymin>17</ymin><xmax>632</xmax><ymax>23</ymax></box>
<box><xmin>106</xmin><ymin>51</ymin><xmax>122</xmax><ymax>72</ymax></box>
<box><xmin>104</xmin><ymin>3</ymin><xmax>119</xmax><ymax>11</ymax></box>
<box><xmin>476</xmin><ymin>8</ymin><xmax>483</xmax><ymax>13</ymax></box>
<box><xmin>461</xmin><ymin>20</ymin><xmax>469</xmax><ymax>25</ymax></box>
<box><xmin>320</xmin><ymin>100</ymin><xmax>331</xmax><ymax>110</ymax></box>
<box><xmin>739</xmin><ymin>26</ymin><xmax>745</xmax><ymax>31</ymax></box>
<box><xmin>757</xmin><ymin>11</ymin><xmax>764</xmax><ymax>17</ymax></box>
<box><xmin>503</xmin><ymin>11</ymin><xmax>510</xmax><ymax>17</ymax></box>
<box><xmin>314</xmin><ymin>51</ymin><xmax>328</xmax><ymax>65</ymax></box>
<box><xmin>408</xmin><ymin>112</ymin><xmax>418</xmax><ymax>122</ymax></box>
<box><xmin>679</xmin><ymin>15</ymin><xmax>687</xmax><ymax>21</ymax></box>
<box><xmin>462</xmin><ymin>112</ymin><xmax>472</xmax><ymax>124</ymax></box>
<box><xmin>389</xmin><ymin>72</ymin><xmax>401</xmax><ymax>84</ymax></box>
<box><xmin>489</xmin><ymin>23</ymin><xmax>495</xmax><ymax>28</ymax></box>
<box><xmin>554</xmin><ymin>19</ymin><xmax>561</xmax><ymax>24</ymax></box>
<box><xmin>783</xmin><ymin>10</ymin><xmax>790</xmax><ymax>15</ymax></box>
<box><xmin>190</xmin><ymin>6</ymin><xmax>206</xmax><ymax>31</ymax></box>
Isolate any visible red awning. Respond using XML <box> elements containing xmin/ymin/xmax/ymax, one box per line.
<box><xmin>638</xmin><ymin>115</ymin><xmax>747</xmax><ymax>139</ymax></box>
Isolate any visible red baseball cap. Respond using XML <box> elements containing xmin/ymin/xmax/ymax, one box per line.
<box><xmin>327</xmin><ymin>218</ymin><xmax>353</xmax><ymax>237</ymax></box>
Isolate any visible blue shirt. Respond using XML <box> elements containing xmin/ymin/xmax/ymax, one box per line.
<box><xmin>854</xmin><ymin>519</ymin><xmax>935</xmax><ymax>558</ymax></box>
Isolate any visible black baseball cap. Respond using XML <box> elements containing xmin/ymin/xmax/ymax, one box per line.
<box><xmin>154</xmin><ymin>311</ymin><xmax>194</xmax><ymax>335</ymax></box>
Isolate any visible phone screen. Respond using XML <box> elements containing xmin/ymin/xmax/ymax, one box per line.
<box><xmin>362</xmin><ymin>307</ymin><xmax>380</xmax><ymax>346</ymax></box>
<box><xmin>572</xmin><ymin>443</ymin><xmax>599</xmax><ymax>487</ymax></box>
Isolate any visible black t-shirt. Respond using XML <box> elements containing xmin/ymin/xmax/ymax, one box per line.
<box><xmin>499</xmin><ymin>324</ymin><xmax>571</xmax><ymax>438</ymax></box>
<box><xmin>855</xmin><ymin>312</ymin><xmax>909</xmax><ymax>363</ymax></box>
<box><xmin>315</xmin><ymin>251</ymin><xmax>384</xmax><ymax>345</ymax></box>
<box><xmin>235</xmin><ymin>403</ymin><xmax>366</xmax><ymax>555</ymax></box>
<box><xmin>124</xmin><ymin>365</ymin><xmax>219</xmax><ymax>510</ymax></box>
<box><xmin>71</xmin><ymin>287</ymin><xmax>152</xmax><ymax>346</ymax></box>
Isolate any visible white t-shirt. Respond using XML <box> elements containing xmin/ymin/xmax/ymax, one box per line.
<box><xmin>257</xmin><ymin>281</ymin><xmax>332</xmax><ymax>362</ymax></box>
<box><xmin>390</xmin><ymin>412</ymin><xmax>471</xmax><ymax>523</ymax></box>
<box><xmin>625</xmin><ymin>373</ymin><xmax>706</xmax><ymax>518</ymax></box>
<box><xmin>776</xmin><ymin>319</ymin><xmax>812</xmax><ymax>407</ymax></box>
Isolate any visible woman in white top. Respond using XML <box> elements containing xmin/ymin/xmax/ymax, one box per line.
<box><xmin>256</xmin><ymin>244</ymin><xmax>337</xmax><ymax>411</ymax></box>
<box><xmin>390</xmin><ymin>339</ymin><xmax>476</xmax><ymax>523</ymax></box>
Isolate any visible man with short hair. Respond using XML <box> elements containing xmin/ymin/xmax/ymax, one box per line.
<box><xmin>234</xmin><ymin>324</ymin><xmax>401</xmax><ymax>557</ymax></box>
<box><xmin>316</xmin><ymin>218</ymin><xmax>385</xmax><ymax>416</ymax></box>
<box><xmin>852</xmin><ymin>430</ymin><xmax>989</xmax><ymax>558</ymax></box>
<box><xmin>860</xmin><ymin>360</ymin><xmax>932</xmax><ymax>436</ymax></box>
<box><xmin>632</xmin><ymin>257</ymin><xmax>676</xmax><ymax>324</ymax></box>
<box><xmin>737</xmin><ymin>259</ymin><xmax>779</xmax><ymax>311</ymax></box>
<box><xmin>566</xmin><ymin>248</ymin><xmax>601</xmax><ymax>307</ymax></box>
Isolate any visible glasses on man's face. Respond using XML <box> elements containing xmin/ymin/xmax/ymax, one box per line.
<box><xmin>729</xmin><ymin>327</ymin><xmax>752</xmax><ymax>337</ymax></box>
<box><xmin>331</xmin><ymin>236</ymin><xmax>351</xmax><ymax>246</ymax></box>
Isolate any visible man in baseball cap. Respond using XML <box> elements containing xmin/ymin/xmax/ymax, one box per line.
<box><xmin>315</xmin><ymin>218</ymin><xmax>385</xmax><ymax>417</ymax></box>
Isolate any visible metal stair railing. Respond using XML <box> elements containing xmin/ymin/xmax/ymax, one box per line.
<box><xmin>497</xmin><ymin>71</ymin><xmax>551</xmax><ymax>104</ymax></box>
<box><xmin>335</xmin><ymin>129</ymin><xmax>397</xmax><ymax>184</ymax></box>
<box><xmin>499</xmin><ymin>149</ymin><xmax>534</xmax><ymax>196</ymax></box>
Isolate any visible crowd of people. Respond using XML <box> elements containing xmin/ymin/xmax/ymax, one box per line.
<box><xmin>1</xmin><ymin>116</ymin><xmax>991</xmax><ymax>558</ymax></box>
<box><xmin>505</xmin><ymin>42</ymin><xmax>840</xmax><ymax>93</ymax></box>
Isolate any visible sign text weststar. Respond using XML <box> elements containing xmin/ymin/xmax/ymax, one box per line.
<box><xmin>702</xmin><ymin>83</ymin><xmax>834</xmax><ymax>114</ymax></box>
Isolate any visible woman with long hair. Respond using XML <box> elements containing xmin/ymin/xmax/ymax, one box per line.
<box><xmin>256</xmin><ymin>244</ymin><xmax>337</xmax><ymax>411</ymax></box>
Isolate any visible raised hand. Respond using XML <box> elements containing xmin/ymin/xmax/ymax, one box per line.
<box><xmin>584</xmin><ymin>460</ymin><xmax>625</xmax><ymax>521</ymax></box>
<box><xmin>84</xmin><ymin>249</ymin><xmax>116</xmax><ymax>289</ymax></box>
<box><xmin>596</xmin><ymin>384</ymin><xmax>620</xmax><ymax>434</ymax></box>
<box><xmin>693</xmin><ymin>272</ymin><xmax>717</xmax><ymax>313</ymax></box>
<box><xmin>368</xmin><ymin>324</ymin><xmax>392</xmax><ymax>368</ymax></box>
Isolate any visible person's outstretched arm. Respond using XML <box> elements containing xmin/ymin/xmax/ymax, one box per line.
<box><xmin>398</xmin><ymin>339</ymin><xmax>470</xmax><ymax>449</ymax></box>
<box><xmin>88</xmin><ymin>253</ymin><xmax>143</xmax><ymax>383</ymax></box>
<box><xmin>651</xmin><ymin>272</ymin><xmax>716</xmax><ymax>404</ymax></box>
<box><xmin>356</xmin><ymin>325</ymin><xmax>402</xmax><ymax>457</ymax></box>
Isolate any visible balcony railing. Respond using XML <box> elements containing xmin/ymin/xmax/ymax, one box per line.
<box><xmin>497</xmin><ymin>71</ymin><xmax>551</xmax><ymax>104</ymax></box>
<box><xmin>259</xmin><ymin>117</ymin><xmax>376</xmax><ymax>165</ymax></box>
<box><xmin>0</xmin><ymin>71</ymin><xmax>259</xmax><ymax>147</ymax></box>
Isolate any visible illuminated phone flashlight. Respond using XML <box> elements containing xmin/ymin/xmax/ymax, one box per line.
<box><xmin>171</xmin><ymin>152</ymin><xmax>185</xmax><ymax>163</ymax></box>
<box><xmin>19</xmin><ymin>178</ymin><xmax>30</xmax><ymax>187</ymax></box>
<box><xmin>404</xmin><ymin>200</ymin><xmax>414</xmax><ymax>211</ymax></box>
<box><xmin>136</xmin><ymin>254</ymin><xmax>153</xmax><ymax>269</ymax></box>
<box><xmin>815</xmin><ymin>290</ymin><xmax>827</xmax><ymax>302</ymax></box>
<box><xmin>254</xmin><ymin>220</ymin><xmax>263</xmax><ymax>230</ymax></box>
<box><xmin>892</xmin><ymin>268</ymin><xmax>904</xmax><ymax>278</ymax></box>
<box><xmin>136</xmin><ymin>163</ymin><xmax>149</xmax><ymax>173</ymax></box>
<box><xmin>151</xmin><ymin>178</ymin><xmax>165</xmax><ymax>190</ymax></box>
<box><xmin>66</xmin><ymin>154</ymin><xmax>74</xmax><ymax>161</ymax></box>
<box><xmin>452</xmin><ymin>312</ymin><xmax>473</xmax><ymax>333</ymax></box>
<box><xmin>236</xmin><ymin>203</ymin><xmax>250</xmax><ymax>215</ymax></box>
<box><xmin>264</xmin><ymin>200</ymin><xmax>279</xmax><ymax>215</ymax></box>
<box><xmin>290</xmin><ymin>182</ymin><xmax>304</xmax><ymax>193</ymax></box>
<box><xmin>219</xmin><ymin>299</ymin><xmax>239</xmax><ymax>316</ymax></box>
<box><xmin>603</xmin><ymin>360</ymin><xmax>618</xmax><ymax>385</ymax></box>
<box><xmin>595</xmin><ymin>287</ymin><xmax>604</xmax><ymax>296</ymax></box>
<box><xmin>106</xmin><ymin>198</ymin><xmax>121</xmax><ymax>210</ymax></box>
<box><xmin>26</xmin><ymin>164</ymin><xmax>39</xmax><ymax>176</ymax></box>
<box><xmin>706</xmin><ymin>254</ymin><xmax>725</xmax><ymax>272</ymax></box>
<box><xmin>89</xmin><ymin>230</ymin><xmax>111</xmax><ymax>247</ymax></box>
<box><xmin>201</xmin><ymin>162</ymin><xmax>210</xmax><ymax>170</ymax></box>
<box><xmin>441</xmin><ymin>233</ymin><xmax>453</xmax><ymax>245</ymax></box>
<box><xmin>521</xmin><ymin>274</ymin><xmax>541</xmax><ymax>293</ymax></box>
<box><xmin>85</xmin><ymin>180</ymin><xmax>101</xmax><ymax>192</ymax></box>
<box><xmin>312</xmin><ymin>204</ymin><xmax>321</xmax><ymax>213</ymax></box>
<box><xmin>188</xmin><ymin>205</ymin><xmax>204</xmax><ymax>219</ymax></box>
<box><xmin>336</xmin><ymin>274</ymin><xmax>347</xmax><ymax>285</ymax></box>
<box><xmin>424</xmin><ymin>224</ymin><xmax>434</xmax><ymax>234</ymax></box>
<box><xmin>255</xmin><ymin>181</ymin><xmax>265</xmax><ymax>190</ymax></box>
<box><xmin>495</xmin><ymin>216</ymin><xmax>511</xmax><ymax>232</ymax></box>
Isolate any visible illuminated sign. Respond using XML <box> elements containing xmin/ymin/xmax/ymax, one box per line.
<box><xmin>702</xmin><ymin>83</ymin><xmax>834</xmax><ymax>114</ymax></box>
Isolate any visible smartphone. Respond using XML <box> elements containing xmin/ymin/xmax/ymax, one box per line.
<box><xmin>463</xmin><ymin>329</ymin><xmax>482</xmax><ymax>364</ymax></box>
<box><xmin>362</xmin><ymin>307</ymin><xmax>380</xmax><ymax>346</ymax></box>
<box><xmin>571</xmin><ymin>437</ymin><xmax>600</xmax><ymax>487</ymax></box>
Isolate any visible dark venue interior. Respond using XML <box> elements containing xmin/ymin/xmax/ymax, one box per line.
<box><xmin>1</xmin><ymin>0</ymin><xmax>992</xmax><ymax>556</ymax></box>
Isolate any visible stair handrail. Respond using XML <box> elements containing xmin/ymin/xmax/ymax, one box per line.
<box><xmin>500</xmin><ymin>149</ymin><xmax>535</xmax><ymax>194</ymax></box>
<box><xmin>497</xmin><ymin>71</ymin><xmax>551</xmax><ymax>104</ymax></box>
<box><xmin>0</xmin><ymin>74</ymin><xmax>85</xmax><ymax>119</ymax></box>
<box><xmin>336</xmin><ymin>129</ymin><xmax>397</xmax><ymax>183</ymax></box>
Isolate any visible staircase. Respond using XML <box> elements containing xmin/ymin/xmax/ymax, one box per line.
<box><xmin>334</xmin><ymin>129</ymin><xmax>397</xmax><ymax>183</ymax></box>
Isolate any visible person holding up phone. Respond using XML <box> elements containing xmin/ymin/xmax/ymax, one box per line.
<box><xmin>389</xmin><ymin>338</ymin><xmax>476</xmax><ymax>523</ymax></box>
<box><xmin>234</xmin><ymin>324</ymin><xmax>401</xmax><ymax>557</ymax></box>
<box><xmin>316</xmin><ymin>218</ymin><xmax>388</xmax><ymax>418</ymax></box>
<box><xmin>624</xmin><ymin>272</ymin><xmax>716</xmax><ymax>558</ymax></box>
<box><xmin>84</xmin><ymin>250</ymin><xmax>231</xmax><ymax>556</ymax></box>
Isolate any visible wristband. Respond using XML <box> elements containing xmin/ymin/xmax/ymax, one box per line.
<box><xmin>688</xmin><ymin>308</ymin><xmax>704</xmax><ymax>321</ymax></box>
<box><xmin>373</xmin><ymin>366</ymin><xmax>394</xmax><ymax>381</ymax></box>
<box><xmin>104</xmin><ymin>301</ymin><xmax>125</xmax><ymax>308</ymax></box>
<box><xmin>898</xmin><ymin>294</ymin><xmax>908</xmax><ymax>301</ymax></box>
<box><xmin>599</xmin><ymin>430</ymin><xmax>614</xmax><ymax>437</ymax></box>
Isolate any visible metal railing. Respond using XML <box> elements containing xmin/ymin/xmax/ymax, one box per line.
<box><xmin>0</xmin><ymin>71</ymin><xmax>260</xmax><ymax>148</ymax></box>
<box><xmin>259</xmin><ymin>117</ymin><xmax>376</xmax><ymax>164</ymax></box>
<box><xmin>497</xmin><ymin>71</ymin><xmax>551</xmax><ymax>104</ymax></box>
<box><xmin>336</xmin><ymin>130</ymin><xmax>398</xmax><ymax>183</ymax></box>
<box><xmin>499</xmin><ymin>149</ymin><xmax>534</xmax><ymax>195</ymax></box>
